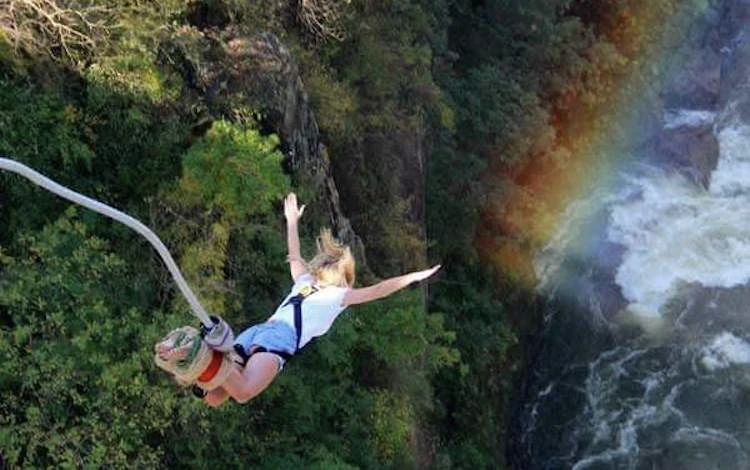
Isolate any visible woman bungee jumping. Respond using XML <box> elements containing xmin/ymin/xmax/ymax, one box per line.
<box><xmin>155</xmin><ymin>193</ymin><xmax>440</xmax><ymax>405</ymax></box>
<box><xmin>0</xmin><ymin>158</ymin><xmax>438</xmax><ymax>404</ymax></box>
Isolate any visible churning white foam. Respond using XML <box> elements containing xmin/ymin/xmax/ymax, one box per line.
<box><xmin>663</xmin><ymin>109</ymin><xmax>716</xmax><ymax>130</ymax></box>
<box><xmin>700</xmin><ymin>332</ymin><xmax>750</xmax><ymax>371</ymax></box>
<box><xmin>608</xmin><ymin>123</ymin><xmax>750</xmax><ymax>317</ymax></box>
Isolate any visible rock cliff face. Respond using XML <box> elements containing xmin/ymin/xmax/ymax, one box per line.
<box><xmin>643</xmin><ymin>0</ymin><xmax>750</xmax><ymax>188</ymax></box>
<box><xmin>160</xmin><ymin>27</ymin><xmax>365</xmax><ymax>262</ymax></box>
<box><xmin>221</xmin><ymin>33</ymin><xmax>365</xmax><ymax>260</ymax></box>
<box><xmin>639</xmin><ymin>1</ymin><xmax>724</xmax><ymax>188</ymax></box>
<box><xmin>719</xmin><ymin>0</ymin><xmax>750</xmax><ymax>123</ymax></box>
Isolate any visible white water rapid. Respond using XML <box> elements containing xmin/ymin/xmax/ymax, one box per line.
<box><xmin>610</xmin><ymin>121</ymin><xmax>750</xmax><ymax>318</ymax></box>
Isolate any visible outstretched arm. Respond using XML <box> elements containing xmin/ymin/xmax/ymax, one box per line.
<box><xmin>284</xmin><ymin>193</ymin><xmax>307</xmax><ymax>282</ymax></box>
<box><xmin>342</xmin><ymin>265</ymin><xmax>441</xmax><ymax>306</ymax></box>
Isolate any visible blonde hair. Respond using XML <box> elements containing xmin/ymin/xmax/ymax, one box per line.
<box><xmin>308</xmin><ymin>229</ymin><xmax>355</xmax><ymax>287</ymax></box>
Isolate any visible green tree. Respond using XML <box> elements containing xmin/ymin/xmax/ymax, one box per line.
<box><xmin>0</xmin><ymin>210</ymin><xmax>175</xmax><ymax>468</ymax></box>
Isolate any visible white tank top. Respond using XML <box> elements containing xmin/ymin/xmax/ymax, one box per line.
<box><xmin>268</xmin><ymin>273</ymin><xmax>349</xmax><ymax>348</ymax></box>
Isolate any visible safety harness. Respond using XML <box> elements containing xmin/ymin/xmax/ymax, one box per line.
<box><xmin>233</xmin><ymin>284</ymin><xmax>320</xmax><ymax>366</ymax></box>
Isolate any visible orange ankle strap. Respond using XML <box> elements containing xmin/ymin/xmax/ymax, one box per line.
<box><xmin>197</xmin><ymin>350</ymin><xmax>223</xmax><ymax>383</ymax></box>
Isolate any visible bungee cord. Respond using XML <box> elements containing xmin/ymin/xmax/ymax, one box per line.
<box><xmin>0</xmin><ymin>156</ymin><xmax>213</xmax><ymax>328</ymax></box>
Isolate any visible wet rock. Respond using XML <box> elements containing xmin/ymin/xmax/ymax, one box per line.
<box><xmin>647</xmin><ymin>122</ymin><xmax>719</xmax><ymax>189</ymax></box>
<box><xmin>719</xmin><ymin>34</ymin><xmax>750</xmax><ymax>131</ymax></box>
<box><xmin>719</xmin><ymin>0</ymin><xmax>750</xmax><ymax>45</ymax></box>
<box><xmin>645</xmin><ymin>23</ymin><xmax>722</xmax><ymax>188</ymax></box>
<box><xmin>718</xmin><ymin>0</ymin><xmax>750</xmax><ymax>114</ymax></box>
<box><xmin>644</xmin><ymin>431</ymin><xmax>750</xmax><ymax>470</ymax></box>
<box><xmin>663</xmin><ymin>48</ymin><xmax>722</xmax><ymax>109</ymax></box>
<box><xmin>664</xmin><ymin>283</ymin><xmax>750</xmax><ymax>333</ymax></box>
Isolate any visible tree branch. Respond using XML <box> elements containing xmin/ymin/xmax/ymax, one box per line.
<box><xmin>0</xmin><ymin>0</ymin><xmax>113</xmax><ymax>63</ymax></box>
<box><xmin>295</xmin><ymin>0</ymin><xmax>349</xmax><ymax>44</ymax></box>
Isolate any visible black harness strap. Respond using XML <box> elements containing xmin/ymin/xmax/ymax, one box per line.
<box><xmin>233</xmin><ymin>344</ymin><xmax>292</xmax><ymax>366</ymax></box>
<box><xmin>283</xmin><ymin>284</ymin><xmax>319</xmax><ymax>352</ymax></box>
<box><xmin>234</xmin><ymin>284</ymin><xmax>319</xmax><ymax>366</ymax></box>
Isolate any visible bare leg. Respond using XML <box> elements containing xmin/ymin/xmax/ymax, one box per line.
<box><xmin>219</xmin><ymin>352</ymin><xmax>280</xmax><ymax>404</ymax></box>
<box><xmin>204</xmin><ymin>387</ymin><xmax>230</xmax><ymax>407</ymax></box>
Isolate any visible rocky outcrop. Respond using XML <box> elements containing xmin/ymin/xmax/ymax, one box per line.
<box><xmin>223</xmin><ymin>33</ymin><xmax>323</xmax><ymax>176</ymax></box>
<box><xmin>641</xmin><ymin>0</ymin><xmax>750</xmax><ymax>188</ymax></box>
<box><xmin>662</xmin><ymin>49</ymin><xmax>722</xmax><ymax>110</ymax></box>
<box><xmin>718</xmin><ymin>0</ymin><xmax>750</xmax><ymax>124</ymax></box>
<box><xmin>663</xmin><ymin>0</ymin><xmax>723</xmax><ymax>109</ymax></box>
<box><xmin>159</xmin><ymin>28</ymin><xmax>365</xmax><ymax>263</ymax></box>
<box><xmin>638</xmin><ymin>1</ymin><xmax>725</xmax><ymax>188</ymax></box>
<box><xmin>648</xmin><ymin>121</ymin><xmax>719</xmax><ymax>188</ymax></box>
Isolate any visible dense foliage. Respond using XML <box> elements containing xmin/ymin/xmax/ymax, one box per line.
<box><xmin>0</xmin><ymin>0</ymin><xmax>705</xmax><ymax>468</ymax></box>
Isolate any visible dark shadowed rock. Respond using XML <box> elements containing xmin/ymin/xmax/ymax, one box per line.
<box><xmin>223</xmin><ymin>33</ymin><xmax>322</xmax><ymax>176</ymax></box>
<box><xmin>718</xmin><ymin>0</ymin><xmax>750</xmax><ymax>45</ymax></box>
<box><xmin>719</xmin><ymin>32</ymin><xmax>750</xmax><ymax>131</ymax></box>
<box><xmin>663</xmin><ymin>48</ymin><xmax>722</xmax><ymax>109</ymax></box>
<box><xmin>186</xmin><ymin>0</ymin><xmax>232</xmax><ymax>30</ymax></box>
<box><xmin>719</xmin><ymin>0</ymin><xmax>750</xmax><ymax>107</ymax></box>
<box><xmin>635</xmin><ymin>1</ymin><xmax>729</xmax><ymax>189</ymax></box>
<box><xmin>647</xmin><ymin>122</ymin><xmax>719</xmax><ymax>188</ymax></box>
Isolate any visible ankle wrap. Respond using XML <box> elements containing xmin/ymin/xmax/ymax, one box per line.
<box><xmin>154</xmin><ymin>326</ymin><xmax>236</xmax><ymax>390</ymax></box>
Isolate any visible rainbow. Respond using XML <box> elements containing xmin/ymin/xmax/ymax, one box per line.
<box><xmin>475</xmin><ymin>0</ymin><xmax>710</xmax><ymax>285</ymax></box>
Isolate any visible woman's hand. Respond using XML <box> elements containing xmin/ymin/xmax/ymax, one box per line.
<box><xmin>409</xmin><ymin>264</ymin><xmax>441</xmax><ymax>283</ymax></box>
<box><xmin>284</xmin><ymin>193</ymin><xmax>306</xmax><ymax>225</ymax></box>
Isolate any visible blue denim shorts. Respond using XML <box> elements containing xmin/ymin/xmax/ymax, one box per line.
<box><xmin>234</xmin><ymin>321</ymin><xmax>296</xmax><ymax>369</ymax></box>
